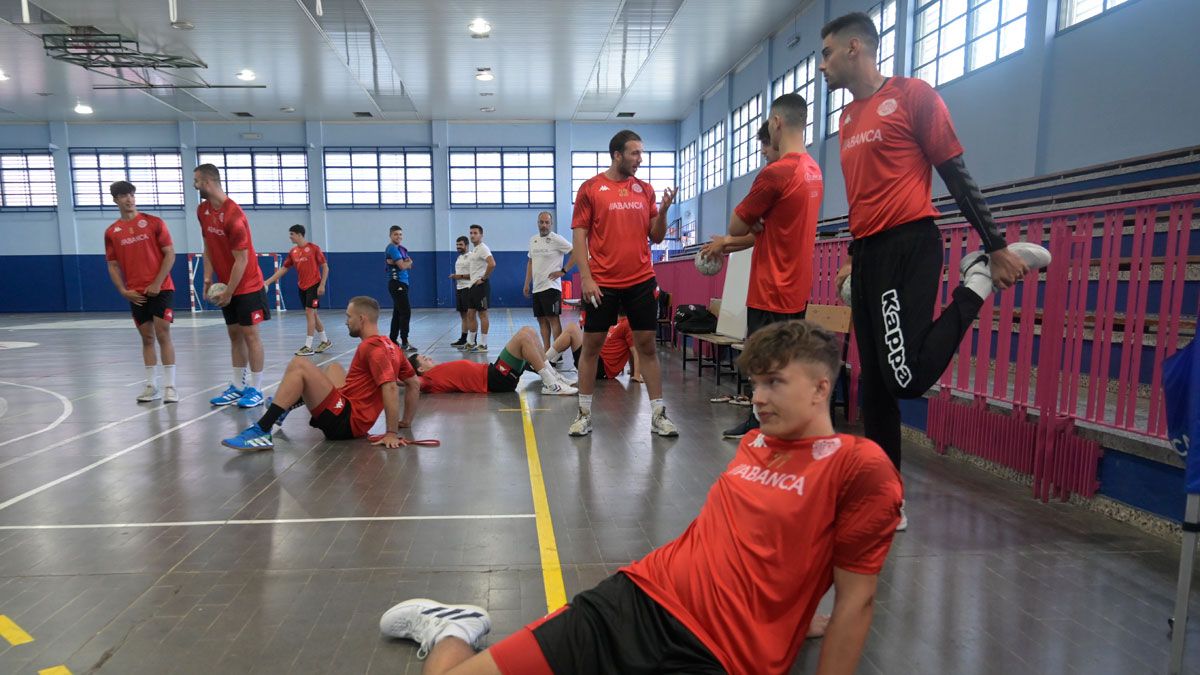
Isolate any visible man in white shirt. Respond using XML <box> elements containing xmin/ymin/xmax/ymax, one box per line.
<box><xmin>465</xmin><ymin>224</ymin><xmax>495</xmax><ymax>353</ymax></box>
<box><xmin>449</xmin><ymin>236</ymin><xmax>474</xmax><ymax>348</ymax></box>
<box><xmin>523</xmin><ymin>211</ymin><xmax>575</xmax><ymax>351</ymax></box>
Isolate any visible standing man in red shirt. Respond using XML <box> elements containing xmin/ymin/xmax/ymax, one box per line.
<box><xmin>702</xmin><ymin>94</ymin><xmax>824</xmax><ymax>439</ymax></box>
<box><xmin>380</xmin><ymin>321</ymin><xmax>903</xmax><ymax>675</ymax></box>
<box><xmin>821</xmin><ymin>13</ymin><xmax>1050</xmax><ymax>526</ymax></box>
<box><xmin>194</xmin><ymin>164</ymin><xmax>272</xmax><ymax>410</ymax></box>
<box><xmin>222</xmin><ymin>296</ymin><xmax>421</xmax><ymax>451</ymax></box>
<box><xmin>569</xmin><ymin>130</ymin><xmax>678</xmax><ymax>437</ymax></box>
<box><xmin>264</xmin><ymin>224</ymin><xmax>331</xmax><ymax>356</ymax></box>
<box><xmin>104</xmin><ymin>181</ymin><xmax>179</xmax><ymax>403</ymax></box>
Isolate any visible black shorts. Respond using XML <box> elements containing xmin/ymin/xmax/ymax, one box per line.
<box><xmin>746</xmin><ymin>307</ymin><xmax>806</xmax><ymax>337</ymax></box>
<box><xmin>130</xmin><ymin>290</ymin><xmax>175</xmax><ymax>326</ymax></box>
<box><xmin>485</xmin><ymin>348</ymin><xmax>526</xmax><ymax>393</ymax></box>
<box><xmin>455</xmin><ymin>287</ymin><xmax>470</xmax><ymax>313</ymax></box>
<box><xmin>532</xmin><ymin>289</ymin><xmax>563</xmax><ymax>317</ymax></box>
<box><xmin>525</xmin><ymin>573</ymin><xmax>724</xmax><ymax>675</ymax></box>
<box><xmin>298</xmin><ymin>284</ymin><xmax>320</xmax><ymax>310</ymax></box>
<box><xmin>307</xmin><ymin>388</ymin><xmax>357</xmax><ymax>440</ymax></box>
<box><xmin>572</xmin><ymin>347</ymin><xmax>610</xmax><ymax>380</ymax></box>
<box><xmin>221</xmin><ymin>288</ymin><xmax>271</xmax><ymax>327</ymax></box>
<box><xmin>583</xmin><ymin>277</ymin><xmax>658</xmax><ymax>333</ymax></box>
<box><xmin>468</xmin><ymin>280</ymin><xmax>491</xmax><ymax>311</ymax></box>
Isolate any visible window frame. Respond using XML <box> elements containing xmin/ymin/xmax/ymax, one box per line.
<box><xmin>1057</xmin><ymin>0</ymin><xmax>1134</xmax><ymax>32</ymax></box>
<box><xmin>570</xmin><ymin>150</ymin><xmax>676</xmax><ymax>203</ymax></box>
<box><xmin>826</xmin><ymin>1</ymin><xmax>898</xmax><ymax>136</ymax></box>
<box><xmin>730</xmin><ymin>94</ymin><xmax>764</xmax><ymax>179</ymax></box>
<box><xmin>195</xmin><ymin>147</ymin><xmax>310</xmax><ymax>209</ymax></box>
<box><xmin>912</xmin><ymin>0</ymin><xmax>1029</xmax><ymax>88</ymax></box>
<box><xmin>322</xmin><ymin>147</ymin><xmax>433</xmax><ymax>209</ymax></box>
<box><xmin>70</xmin><ymin>147</ymin><xmax>185</xmax><ymax>211</ymax></box>
<box><xmin>678</xmin><ymin>141</ymin><xmax>699</xmax><ymax>202</ymax></box>
<box><xmin>0</xmin><ymin>150</ymin><xmax>57</xmax><ymax>211</ymax></box>
<box><xmin>770</xmin><ymin>54</ymin><xmax>818</xmax><ymax>145</ymax></box>
<box><xmin>701</xmin><ymin>121</ymin><xmax>726</xmax><ymax>192</ymax></box>
<box><xmin>448</xmin><ymin>146</ymin><xmax>556</xmax><ymax>208</ymax></box>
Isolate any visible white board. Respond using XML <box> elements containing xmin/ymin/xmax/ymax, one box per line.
<box><xmin>715</xmin><ymin>249</ymin><xmax>753</xmax><ymax>340</ymax></box>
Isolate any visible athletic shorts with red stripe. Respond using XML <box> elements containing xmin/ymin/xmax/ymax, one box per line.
<box><xmin>488</xmin><ymin>573</ymin><xmax>724</xmax><ymax>675</ymax></box>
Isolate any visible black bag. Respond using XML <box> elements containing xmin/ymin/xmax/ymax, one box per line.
<box><xmin>674</xmin><ymin>304</ymin><xmax>716</xmax><ymax>334</ymax></box>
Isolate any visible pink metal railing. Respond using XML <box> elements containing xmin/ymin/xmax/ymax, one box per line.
<box><xmin>811</xmin><ymin>193</ymin><xmax>1199</xmax><ymax>501</ymax></box>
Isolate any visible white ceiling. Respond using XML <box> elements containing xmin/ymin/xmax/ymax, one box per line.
<box><xmin>0</xmin><ymin>0</ymin><xmax>802</xmax><ymax>123</ymax></box>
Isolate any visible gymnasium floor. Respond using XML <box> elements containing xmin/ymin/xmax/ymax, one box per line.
<box><xmin>0</xmin><ymin>307</ymin><xmax>1196</xmax><ymax>674</ymax></box>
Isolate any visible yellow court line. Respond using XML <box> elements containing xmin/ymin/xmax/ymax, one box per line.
<box><xmin>0</xmin><ymin>614</ymin><xmax>33</xmax><ymax>646</ymax></box>
<box><xmin>39</xmin><ymin>667</ymin><xmax>72</xmax><ymax>675</ymax></box>
<box><xmin>518</xmin><ymin>393</ymin><xmax>567</xmax><ymax>612</ymax></box>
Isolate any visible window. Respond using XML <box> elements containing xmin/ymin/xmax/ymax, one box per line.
<box><xmin>196</xmin><ymin>148</ymin><xmax>309</xmax><ymax>208</ymax></box>
<box><xmin>0</xmin><ymin>151</ymin><xmax>56</xmax><ymax>210</ymax></box>
<box><xmin>770</xmin><ymin>54</ymin><xmax>817</xmax><ymax>145</ymax></box>
<box><xmin>323</xmin><ymin>148</ymin><xmax>432</xmax><ymax>207</ymax></box>
<box><xmin>827</xmin><ymin>1</ymin><xmax>897</xmax><ymax>135</ymax></box>
<box><xmin>570</xmin><ymin>150</ymin><xmax>676</xmax><ymax>202</ymax></box>
<box><xmin>731</xmin><ymin>95</ymin><xmax>763</xmax><ymax>179</ymax></box>
<box><xmin>70</xmin><ymin>148</ymin><xmax>184</xmax><ymax>209</ymax></box>
<box><xmin>449</xmin><ymin>147</ymin><xmax>554</xmax><ymax>207</ymax></box>
<box><xmin>701</xmin><ymin>121</ymin><xmax>726</xmax><ymax>192</ymax></box>
<box><xmin>913</xmin><ymin>0</ymin><xmax>1028</xmax><ymax>87</ymax></box>
<box><xmin>678</xmin><ymin>141</ymin><xmax>698</xmax><ymax>201</ymax></box>
<box><xmin>1059</xmin><ymin>0</ymin><xmax>1130</xmax><ymax>30</ymax></box>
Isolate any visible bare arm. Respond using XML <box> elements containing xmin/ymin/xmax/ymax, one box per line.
<box><xmin>649</xmin><ymin>187</ymin><xmax>677</xmax><ymax>243</ymax></box>
<box><xmin>728</xmin><ymin>211</ymin><xmax>755</xmax><ymax>237</ymax></box>
<box><xmin>227</xmin><ymin>249</ymin><xmax>249</xmax><ymax>293</ymax></box>
<box><xmin>399</xmin><ymin>376</ymin><xmax>420</xmax><ymax>427</ymax></box>
<box><xmin>319</xmin><ymin>262</ymin><xmax>329</xmax><ymax>290</ymax></box>
<box><xmin>815</xmin><ymin>568</ymin><xmax>879</xmax><ymax>675</ymax></box>
<box><xmin>145</xmin><ymin>245</ymin><xmax>175</xmax><ymax>296</ymax></box>
<box><xmin>264</xmin><ymin>266</ymin><xmax>288</xmax><ymax>287</ymax></box>
<box><xmin>524</xmin><ymin>258</ymin><xmax>533</xmax><ymax>296</ymax></box>
<box><xmin>371</xmin><ymin>381</ymin><xmax>403</xmax><ymax>449</ymax></box>
<box><xmin>108</xmin><ymin>260</ymin><xmax>144</xmax><ymax>304</ymax></box>
<box><xmin>573</xmin><ymin>227</ymin><xmax>601</xmax><ymax>303</ymax></box>
<box><xmin>484</xmin><ymin>256</ymin><xmax>496</xmax><ymax>279</ymax></box>
<box><xmin>202</xmin><ymin>241</ymin><xmax>214</xmax><ymax>287</ymax></box>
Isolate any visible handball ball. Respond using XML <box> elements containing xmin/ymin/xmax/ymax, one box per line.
<box><xmin>695</xmin><ymin>252</ymin><xmax>724</xmax><ymax>276</ymax></box>
<box><xmin>207</xmin><ymin>282</ymin><xmax>228</xmax><ymax>302</ymax></box>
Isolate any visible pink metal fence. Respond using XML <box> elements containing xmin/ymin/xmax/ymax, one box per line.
<box><xmin>813</xmin><ymin>194</ymin><xmax>1199</xmax><ymax>501</ymax></box>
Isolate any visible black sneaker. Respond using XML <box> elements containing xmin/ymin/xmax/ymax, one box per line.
<box><xmin>722</xmin><ymin>416</ymin><xmax>760</xmax><ymax>439</ymax></box>
<box><xmin>451</xmin><ymin>338</ymin><xmax>467</xmax><ymax>347</ymax></box>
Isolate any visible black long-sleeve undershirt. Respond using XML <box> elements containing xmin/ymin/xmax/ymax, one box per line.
<box><xmin>936</xmin><ymin>154</ymin><xmax>1007</xmax><ymax>252</ymax></box>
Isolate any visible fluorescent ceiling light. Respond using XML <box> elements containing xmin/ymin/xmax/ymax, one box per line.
<box><xmin>236</xmin><ymin>69</ymin><xmax>256</xmax><ymax>81</ymax></box>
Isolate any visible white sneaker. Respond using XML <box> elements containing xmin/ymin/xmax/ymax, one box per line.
<box><xmin>839</xmin><ymin>275</ymin><xmax>852</xmax><ymax>306</ymax></box>
<box><xmin>896</xmin><ymin>501</ymin><xmax>908</xmax><ymax>532</ymax></box>
<box><xmin>568</xmin><ymin>410</ymin><xmax>593</xmax><ymax>436</ymax></box>
<box><xmin>380</xmin><ymin>598</ymin><xmax>491</xmax><ymax>660</ymax></box>
<box><xmin>162</xmin><ymin>386</ymin><xmax>179</xmax><ymax>403</ymax></box>
<box><xmin>555</xmin><ymin>372</ymin><xmax>578</xmax><ymax>387</ymax></box>
<box><xmin>136</xmin><ymin>384</ymin><xmax>160</xmax><ymax>402</ymax></box>
<box><xmin>542</xmin><ymin>381</ymin><xmax>578</xmax><ymax>396</ymax></box>
<box><xmin>960</xmin><ymin>242</ymin><xmax>1052</xmax><ymax>285</ymax></box>
<box><xmin>651</xmin><ymin>409</ymin><xmax>679</xmax><ymax>437</ymax></box>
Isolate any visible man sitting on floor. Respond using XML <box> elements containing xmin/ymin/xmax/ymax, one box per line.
<box><xmin>410</xmin><ymin>327</ymin><xmax>577</xmax><ymax>396</ymax></box>
<box><xmin>222</xmin><ymin>296</ymin><xmax>421</xmax><ymax>451</ymax></box>
<box><xmin>546</xmin><ymin>318</ymin><xmax>641</xmax><ymax>382</ymax></box>
<box><xmin>381</xmin><ymin>320</ymin><xmax>903</xmax><ymax>675</ymax></box>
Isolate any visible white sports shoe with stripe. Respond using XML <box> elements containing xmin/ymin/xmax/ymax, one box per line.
<box><xmin>380</xmin><ymin>598</ymin><xmax>492</xmax><ymax>659</ymax></box>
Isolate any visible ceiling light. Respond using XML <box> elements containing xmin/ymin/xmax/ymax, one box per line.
<box><xmin>480</xmin><ymin>106</ymin><xmax>495</xmax><ymax>113</ymax></box>
<box><xmin>475</xmin><ymin>68</ymin><xmax>494</xmax><ymax>82</ymax></box>
<box><xmin>0</xmin><ymin>69</ymin><xmax>8</xmax><ymax>82</ymax></box>
<box><xmin>74</xmin><ymin>102</ymin><xmax>93</xmax><ymax>115</ymax></box>
<box><xmin>468</xmin><ymin>18</ymin><xmax>491</xmax><ymax>36</ymax></box>
<box><xmin>170</xmin><ymin>20</ymin><xmax>194</xmax><ymax>30</ymax></box>
<box><xmin>236</xmin><ymin>69</ymin><xmax>256</xmax><ymax>81</ymax></box>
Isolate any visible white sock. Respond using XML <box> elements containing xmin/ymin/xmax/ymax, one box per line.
<box><xmin>545</xmin><ymin>347</ymin><xmax>560</xmax><ymax>362</ymax></box>
<box><xmin>232</xmin><ymin>368</ymin><xmax>245</xmax><ymax>389</ymax></box>
<box><xmin>650</xmin><ymin>398</ymin><xmax>665</xmax><ymax>415</ymax></box>
<box><xmin>250</xmin><ymin>371</ymin><xmax>264</xmax><ymax>390</ymax></box>
<box><xmin>578</xmin><ymin>394</ymin><xmax>593</xmax><ymax>415</ymax></box>
<box><xmin>145</xmin><ymin>366</ymin><xmax>158</xmax><ymax>387</ymax></box>
<box><xmin>316</xmin><ymin>330</ymin><xmax>327</xmax><ymax>343</ymax></box>
<box><xmin>468</xmin><ymin>331</ymin><xmax>477</xmax><ymax>344</ymax></box>
<box><xmin>537</xmin><ymin>366</ymin><xmax>558</xmax><ymax>387</ymax></box>
<box><xmin>479</xmin><ymin>333</ymin><xmax>488</xmax><ymax>347</ymax></box>
<box><xmin>305</xmin><ymin>335</ymin><xmax>314</xmax><ymax>348</ymax></box>
<box><xmin>964</xmin><ymin>271</ymin><xmax>994</xmax><ymax>301</ymax></box>
<box><xmin>163</xmin><ymin>365</ymin><xmax>176</xmax><ymax>387</ymax></box>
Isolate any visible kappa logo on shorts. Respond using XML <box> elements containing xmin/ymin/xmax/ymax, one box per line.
<box><xmin>163</xmin><ymin>308</ymin><xmax>174</xmax><ymax>322</ymax></box>
<box><xmin>311</xmin><ymin>299</ymin><xmax>319</xmax><ymax>308</ymax></box>
<box><xmin>812</xmin><ymin>437</ymin><xmax>842</xmax><ymax>461</ymax></box>
<box><xmin>877</xmin><ymin>98</ymin><xmax>898</xmax><ymax>117</ymax></box>
<box><xmin>495</xmin><ymin>360</ymin><xmax>511</xmax><ymax>376</ymax></box>
<box><xmin>251</xmin><ymin>309</ymin><xmax>264</xmax><ymax>325</ymax></box>
<box><xmin>333</xmin><ymin>397</ymin><xmax>345</xmax><ymax>411</ymax></box>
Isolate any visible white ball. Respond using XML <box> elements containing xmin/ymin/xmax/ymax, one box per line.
<box><xmin>207</xmin><ymin>282</ymin><xmax>228</xmax><ymax>302</ymax></box>
<box><xmin>694</xmin><ymin>252</ymin><xmax>724</xmax><ymax>276</ymax></box>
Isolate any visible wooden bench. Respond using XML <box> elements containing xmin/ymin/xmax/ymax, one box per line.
<box><xmin>805</xmin><ymin>304</ymin><xmax>853</xmax><ymax>421</ymax></box>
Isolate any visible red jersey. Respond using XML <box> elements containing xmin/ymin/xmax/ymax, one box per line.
<box><xmin>621</xmin><ymin>432</ymin><xmax>902</xmax><ymax>675</ymax></box>
<box><xmin>340</xmin><ymin>336</ymin><xmax>415</xmax><ymax>437</ymax></box>
<box><xmin>572</xmin><ymin>173</ymin><xmax>658</xmax><ymax>288</ymax></box>
<box><xmin>197</xmin><ymin>198</ymin><xmax>265</xmax><ymax>295</ymax></box>
<box><xmin>838</xmin><ymin>77</ymin><xmax>964</xmax><ymax>239</ymax></box>
<box><xmin>599</xmin><ymin>317</ymin><xmax>634</xmax><ymax>378</ymax></box>
<box><xmin>104</xmin><ymin>213</ymin><xmax>175</xmax><ymax>294</ymax></box>
<box><xmin>733</xmin><ymin>153</ymin><xmax>823</xmax><ymax>314</ymax></box>
<box><xmin>284</xmin><ymin>243</ymin><xmax>326</xmax><ymax>290</ymax></box>
<box><xmin>419</xmin><ymin>360</ymin><xmax>488</xmax><ymax>394</ymax></box>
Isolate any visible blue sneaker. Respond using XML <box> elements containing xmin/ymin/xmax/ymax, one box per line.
<box><xmin>237</xmin><ymin>387</ymin><xmax>265</xmax><ymax>408</ymax></box>
<box><xmin>264</xmin><ymin>397</ymin><xmax>291</xmax><ymax>427</ymax></box>
<box><xmin>221</xmin><ymin>424</ymin><xmax>274</xmax><ymax>452</ymax></box>
<box><xmin>210</xmin><ymin>385</ymin><xmax>243</xmax><ymax>406</ymax></box>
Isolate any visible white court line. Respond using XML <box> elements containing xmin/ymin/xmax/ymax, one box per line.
<box><xmin>0</xmin><ymin>381</ymin><xmax>74</xmax><ymax>449</ymax></box>
<box><xmin>0</xmin><ymin>397</ymin><xmax>7</xmax><ymax>420</ymax></box>
<box><xmin>0</xmin><ymin>514</ymin><xmax>535</xmax><ymax>531</ymax></box>
<box><xmin>0</xmin><ymin>346</ymin><xmax>358</xmax><ymax>507</ymax></box>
